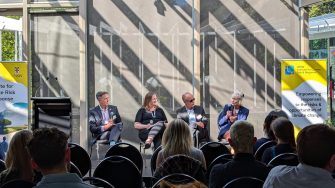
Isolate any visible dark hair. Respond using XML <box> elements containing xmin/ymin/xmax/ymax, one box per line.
<box><xmin>271</xmin><ymin>117</ymin><xmax>296</xmax><ymax>149</ymax></box>
<box><xmin>96</xmin><ymin>91</ymin><xmax>109</xmax><ymax>100</ymax></box>
<box><xmin>143</xmin><ymin>91</ymin><xmax>157</xmax><ymax>108</ymax></box>
<box><xmin>263</xmin><ymin>109</ymin><xmax>288</xmax><ymax>140</ymax></box>
<box><xmin>297</xmin><ymin>124</ymin><xmax>335</xmax><ymax>168</ymax></box>
<box><xmin>28</xmin><ymin>128</ymin><xmax>69</xmax><ymax>170</ymax></box>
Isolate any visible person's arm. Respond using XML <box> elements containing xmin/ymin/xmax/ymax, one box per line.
<box><xmin>237</xmin><ymin>107</ymin><xmax>249</xmax><ymax>120</ymax></box>
<box><xmin>195</xmin><ymin>106</ymin><xmax>206</xmax><ymax>129</ymax></box>
<box><xmin>217</xmin><ymin>105</ymin><xmax>229</xmax><ymax>127</ymax></box>
<box><xmin>134</xmin><ymin>108</ymin><xmax>151</xmax><ymax>130</ymax></box>
<box><xmin>113</xmin><ymin>106</ymin><xmax>122</xmax><ymax>124</ymax></box>
<box><xmin>89</xmin><ymin>109</ymin><xmax>102</xmax><ymax>135</ymax></box>
<box><xmin>160</xmin><ymin>108</ymin><xmax>168</xmax><ymax>123</ymax></box>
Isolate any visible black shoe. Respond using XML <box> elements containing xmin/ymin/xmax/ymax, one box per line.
<box><xmin>144</xmin><ymin>142</ymin><xmax>151</xmax><ymax>149</ymax></box>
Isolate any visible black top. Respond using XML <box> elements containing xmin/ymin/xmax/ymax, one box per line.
<box><xmin>134</xmin><ymin>107</ymin><xmax>167</xmax><ymax>125</ymax></box>
<box><xmin>209</xmin><ymin>153</ymin><xmax>270</xmax><ymax>188</ymax></box>
<box><xmin>253</xmin><ymin>137</ymin><xmax>271</xmax><ymax>153</ymax></box>
<box><xmin>261</xmin><ymin>143</ymin><xmax>296</xmax><ymax>164</ymax></box>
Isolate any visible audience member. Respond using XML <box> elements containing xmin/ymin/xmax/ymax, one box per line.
<box><xmin>134</xmin><ymin>91</ymin><xmax>167</xmax><ymax>149</ymax></box>
<box><xmin>217</xmin><ymin>91</ymin><xmax>249</xmax><ymax>141</ymax></box>
<box><xmin>0</xmin><ymin>130</ymin><xmax>33</xmax><ymax>185</ymax></box>
<box><xmin>263</xmin><ymin>124</ymin><xmax>335</xmax><ymax>188</ymax></box>
<box><xmin>261</xmin><ymin>117</ymin><xmax>296</xmax><ymax>164</ymax></box>
<box><xmin>156</xmin><ymin>119</ymin><xmax>206</xmax><ymax>169</ymax></box>
<box><xmin>254</xmin><ymin>109</ymin><xmax>288</xmax><ymax>152</ymax></box>
<box><xmin>28</xmin><ymin>128</ymin><xmax>97</xmax><ymax>188</ymax></box>
<box><xmin>0</xmin><ymin>136</ymin><xmax>8</xmax><ymax>160</ymax></box>
<box><xmin>209</xmin><ymin>120</ymin><xmax>270</xmax><ymax>188</ymax></box>
<box><xmin>89</xmin><ymin>91</ymin><xmax>123</xmax><ymax>146</ymax></box>
<box><xmin>176</xmin><ymin>92</ymin><xmax>209</xmax><ymax>147</ymax></box>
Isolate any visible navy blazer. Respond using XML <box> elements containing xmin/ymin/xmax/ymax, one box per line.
<box><xmin>217</xmin><ymin>104</ymin><xmax>249</xmax><ymax>139</ymax></box>
<box><xmin>176</xmin><ymin>105</ymin><xmax>207</xmax><ymax>126</ymax></box>
<box><xmin>89</xmin><ymin>105</ymin><xmax>122</xmax><ymax>136</ymax></box>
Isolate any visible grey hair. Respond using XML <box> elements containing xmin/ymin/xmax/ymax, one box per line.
<box><xmin>231</xmin><ymin>91</ymin><xmax>244</xmax><ymax>99</ymax></box>
<box><xmin>230</xmin><ymin>120</ymin><xmax>254</xmax><ymax>153</ymax></box>
<box><xmin>96</xmin><ymin>91</ymin><xmax>109</xmax><ymax>100</ymax></box>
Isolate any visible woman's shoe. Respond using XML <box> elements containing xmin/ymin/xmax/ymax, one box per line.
<box><xmin>144</xmin><ymin>137</ymin><xmax>153</xmax><ymax>149</ymax></box>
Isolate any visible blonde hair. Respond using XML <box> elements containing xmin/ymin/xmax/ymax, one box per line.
<box><xmin>162</xmin><ymin>119</ymin><xmax>193</xmax><ymax>157</ymax></box>
<box><xmin>5</xmin><ymin>130</ymin><xmax>33</xmax><ymax>181</ymax></box>
<box><xmin>229</xmin><ymin>120</ymin><xmax>254</xmax><ymax>153</ymax></box>
<box><xmin>143</xmin><ymin>91</ymin><xmax>158</xmax><ymax>109</ymax></box>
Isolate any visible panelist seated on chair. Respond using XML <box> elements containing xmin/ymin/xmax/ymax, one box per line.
<box><xmin>176</xmin><ymin>92</ymin><xmax>209</xmax><ymax>147</ymax></box>
<box><xmin>89</xmin><ymin>91</ymin><xmax>123</xmax><ymax>146</ymax></box>
<box><xmin>217</xmin><ymin>91</ymin><xmax>249</xmax><ymax>141</ymax></box>
<box><xmin>134</xmin><ymin>91</ymin><xmax>167</xmax><ymax>150</ymax></box>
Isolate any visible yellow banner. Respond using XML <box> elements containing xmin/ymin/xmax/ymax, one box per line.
<box><xmin>281</xmin><ymin>59</ymin><xmax>327</xmax><ymax>129</ymax></box>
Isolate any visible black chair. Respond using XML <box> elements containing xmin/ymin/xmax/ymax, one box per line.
<box><xmin>267</xmin><ymin>153</ymin><xmax>299</xmax><ymax>167</ymax></box>
<box><xmin>151</xmin><ymin>145</ymin><xmax>162</xmax><ymax>175</ymax></box>
<box><xmin>152</xmin><ymin>173</ymin><xmax>197</xmax><ymax>188</ymax></box>
<box><xmin>223</xmin><ymin>177</ymin><xmax>264</xmax><ymax>188</ymax></box>
<box><xmin>82</xmin><ymin>177</ymin><xmax>115</xmax><ymax>188</ymax></box>
<box><xmin>1</xmin><ymin>179</ymin><xmax>35</xmax><ymax>188</ymax></box>
<box><xmin>104</xmin><ymin>142</ymin><xmax>143</xmax><ymax>174</ymax></box>
<box><xmin>0</xmin><ymin>159</ymin><xmax>6</xmax><ymax>173</ymax></box>
<box><xmin>254</xmin><ymin>141</ymin><xmax>276</xmax><ymax>161</ymax></box>
<box><xmin>154</xmin><ymin>154</ymin><xmax>206</xmax><ymax>184</ymax></box>
<box><xmin>199</xmin><ymin>141</ymin><xmax>230</xmax><ymax>168</ymax></box>
<box><xmin>68</xmin><ymin>143</ymin><xmax>91</xmax><ymax>177</ymax></box>
<box><xmin>206</xmin><ymin>154</ymin><xmax>233</xmax><ymax>179</ymax></box>
<box><xmin>93</xmin><ymin>156</ymin><xmax>142</xmax><ymax>188</ymax></box>
<box><xmin>69</xmin><ymin>161</ymin><xmax>82</xmax><ymax>178</ymax></box>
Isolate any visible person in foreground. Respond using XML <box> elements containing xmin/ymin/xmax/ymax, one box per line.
<box><xmin>155</xmin><ymin>119</ymin><xmax>206</xmax><ymax>169</ymax></box>
<box><xmin>209</xmin><ymin>120</ymin><xmax>270</xmax><ymax>188</ymax></box>
<box><xmin>28</xmin><ymin>128</ymin><xmax>97</xmax><ymax>188</ymax></box>
<box><xmin>263</xmin><ymin>124</ymin><xmax>335</xmax><ymax>188</ymax></box>
<box><xmin>217</xmin><ymin>91</ymin><xmax>249</xmax><ymax>141</ymax></box>
<box><xmin>176</xmin><ymin>92</ymin><xmax>209</xmax><ymax>147</ymax></box>
<box><xmin>134</xmin><ymin>91</ymin><xmax>167</xmax><ymax>149</ymax></box>
<box><xmin>0</xmin><ymin>130</ymin><xmax>34</xmax><ymax>185</ymax></box>
<box><xmin>89</xmin><ymin>91</ymin><xmax>123</xmax><ymax>146</ymax></box>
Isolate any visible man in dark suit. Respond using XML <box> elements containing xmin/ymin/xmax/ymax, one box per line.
<box><xmin>89</xmin><ymin>91</ymin><xmax>123</xmax><ymax>145</ymax></box>
<box><xmin>176</xmin><ymin>92</ymin><xmax>209</xmax><ymax>147</ymax></box>
<box><xmin>209</xmin><ymin>121</ymin><xmax>270</xmax><ymax>188</ymax></box>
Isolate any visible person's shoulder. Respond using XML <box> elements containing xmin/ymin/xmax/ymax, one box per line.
<box><xmin>269</xmin><ymin>165</ymin><xmax>295</xmax><ymax>176</ymax></box>
<box><xmin>176</xmin><ymin>106</ymin><xmax>185</xmax><ymax>113</ymax></box>
<box><xmin>89</xmin><ymin>106</ymin><xmax>99</xmax><ymax>112</ymax></box>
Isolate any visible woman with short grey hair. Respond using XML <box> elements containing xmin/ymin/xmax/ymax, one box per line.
<box><xmin>217</xmin><ymin>91</ymin><xmax>249</xmax><ymax>141</ymax></box>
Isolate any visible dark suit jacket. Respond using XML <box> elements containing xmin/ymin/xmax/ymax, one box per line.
<box><xmin>217</xmin><ymin>104</ymin><xmax>249</xmax><ymax>139</ymax></box>
<box><xmin>89</xmin><ymin>105</ymin><xmax>122</xmax><ymax>136</ymax></box>
<box><xmin>176</xmin><ymin>105</ymin><xmax>209</xmax><ymax>141</ymax></box>
<box><xmin>209</xmin><ymin>153</ymin><xmax>270</xmax><ymax>188</ymax></box>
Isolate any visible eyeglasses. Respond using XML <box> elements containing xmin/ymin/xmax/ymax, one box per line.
<box><xmin>187</xmin><ymin>98</ymin><xmax>195</xmax><ymax>103</ymax></box>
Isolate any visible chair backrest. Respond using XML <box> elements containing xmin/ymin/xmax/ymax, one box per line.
<box><xmin>68</xmin><ymin>143</ymin><xmax>91</xmax><ymax>176</ymax></box>
<box><xmin>199</xmin><ymin>141</ymin><xmax>230</xmax><ymax>168</ymax></box>
<box><xmin>82</xmin><ymin>177</ymin><xmax>115</xmax><ymax>188</ymax></box>
<box><xmin>223</xmin><ymin>177</ymin><xmax>264</xmax><ymax>188</ymax></box>
<box><xmin>93</xmin><ymin>156</ymin><xmax>142</xmax><ymax>188</ymax></box>
<box><xmin>0</xmin><ymin>159</ymin><xmax>6</xmax><ymax>173</ymax></box>
<box><xmin>69</xmin><ymin>161</ymin><xmax>82</xmax><ymax>178</ymax></box>
<box><xmin>254</xmin><ymin>141</ymin><xmax>276</xmax><ymax>161</ymax></box>
<box><xmin>104</xmin><ymin>142</ymin><xmax>143</xmax><ymax>173</ymax></box>
<box><xmin>152</xmin><ymin>173</ymin><xmax>197</xmax><ymax>188</ymax></box>
<box><xmin>151</xmin><ymin>145</ymin><xmax>163</xmax><ymax>175</ymax></box>
<box><xmin>267</xmin><ymin>153</ymin><xmax>299</xmax><ymax>167</ymax></box>
<box><xmin>207</xmin><ymin>154</ymin><xmax>233</xmax><ymax>178</ymax></box>
<box><xmin>1</xmin><ymin>179</ymin><xmax>35</xmax><ymax>188</ymax></box>
<box><xmin>154</xmin><ymin>154</ymin><xmax>206</xmax><ymax>184</ymax></box>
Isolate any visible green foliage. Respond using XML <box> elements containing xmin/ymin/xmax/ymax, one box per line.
<box><xmin>0</xmin><ymin>118</ymin><xmax>11</xmax><ymax>125</ymax></box>
<box><xmin>309</xmin><ymin>0</ymin><xmax>335</xmax><ymax>18</ymax></box>
<box><xmin>1</xmin><ymin>31</ymin><xmax>15</xmax><ymax>61</ymax></box>
<box><xmin>309</xmin><ymin>39</ymin><xmax>327</xmax><ymax>50</ymax></box>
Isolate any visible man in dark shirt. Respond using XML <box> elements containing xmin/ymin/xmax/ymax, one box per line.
<box><xmin>209</xmin><ymin>120</ymin><xmax>270</xmax><ymax>188</ymax></box>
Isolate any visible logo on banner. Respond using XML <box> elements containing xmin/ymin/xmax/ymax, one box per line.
<box><xmin>285</xmin><ymin>66</ymin><xmax>294</xmax><ymax>75</ymax></box>
<box><xmin>14</xmin><ymin>67</ymin><xmax>22</xmax><ymax>77</ymax></box>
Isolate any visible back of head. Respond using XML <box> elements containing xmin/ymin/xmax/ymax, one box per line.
<box><xmin>162</xmin><ymin>119</ymin><xmax>193</xmax><ymax>157</ymax></box>
<box><xmin>28</xmin><ymin>128</ymin><xmax>68</xmax><ymax>171</ymax></box>
<box><xmin>229</xmin><ymin>120</ymin><xmax>254</xmax><ymax>153</ymax></box>
<box><xmin>263</xmin><ymin>109</ymin><xmax>288</xmax><ymax>140</ymax></box>
<box><xmin>271</xmin><ymin>117</ymin><xmax>296</xmax><ymax>148</ymax></box>
<box><xmin>5</xmin><ymin>130</ymin><xmax>33</xmax><ymax>172</ymax></box>
<box><xmin>297</xmin><ymin>124</ymin><xmax>335</xmax><ymax>169</ymax></box>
